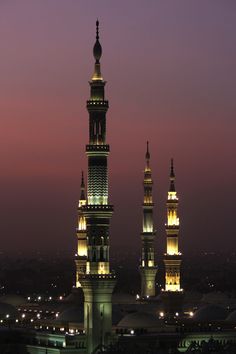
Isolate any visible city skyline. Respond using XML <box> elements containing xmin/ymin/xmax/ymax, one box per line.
<box><xmin>0</xmin><ymin>0</ymin><xmax>235</xmax><ymax>255</ymax></box>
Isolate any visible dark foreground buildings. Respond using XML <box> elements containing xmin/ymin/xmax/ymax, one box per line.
<box><xmin>0</xmin><ymin>22</ymin><xmax>235</xmax><ymax>354</ymax></box>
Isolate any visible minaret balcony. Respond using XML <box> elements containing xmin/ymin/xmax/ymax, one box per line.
<box><xmin>87</xmin><ymin>100</ymin><xmax>109</xmax><ymax>111</ymax></box>
<box><xmin>143</xmin><ymin>180</ymin><xmax>153</xmax><ymax>185</ymax></box>
<box><xmin>141</xmin><ymin>232</ymin><xmax>156</xmax><ymax>240</ymax></box>
<box><xmin>164</xmin><ymin>253</ymin><xmax>182</xmax><ymax>261</ymax></box>
<box><xmin>75</xmin><ymin>254</ymin><xmax>87</xmax><ymax>261</ymax></box>
<box><xmin>86</xmin><ymin>145</ymin><xmax>110</xmax><ymax>157</ymax></box>
<box><xmin>167</xmin><ymin>200</ymin><xmax>178</xmax><ymax>206</ymax></box>
<box><xmin>82</xmin><ymin>204</ymin><xmax>113</xmax><ymax>210</ymax></box>
<box><xmin>81</xmin><ymin>273</ymin><xmax>116</xmax><ymax>280</ymax></box>
<box><xmin>76</xmin><ymin>229</ymin><xmax>87</xmax><ymax>235</ymax></box>
<box><xmin>86</xmin><ymin>144</ymin><xmax>109</xmax><ymax>152</ymax></box>
<box><xmin>142</xmin><ymin>203</ymin><xmax>154</xmax><ymax>208</ymax></box>
<box><xmin>81</xmin><ymin>205</ymin><xmax>113</xmax><ymax>217</ymax></box>
<box><xmin>165</xmin><ymin>224</ymin><xmax>179</xmax><ymax>230</ymax></box>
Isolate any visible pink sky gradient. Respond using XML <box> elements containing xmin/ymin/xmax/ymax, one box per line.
<box><xmin>0</xmin><ymin>0</ymin><xmax>235</xmax><ymax>255</ymax></box>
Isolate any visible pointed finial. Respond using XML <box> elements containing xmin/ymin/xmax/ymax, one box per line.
<box><xmin>170</xmin><ymin>158</ymin><xmax>175</xmax><ymax>178</ymax></box>
<box><xmin>93</xmin><ymin>20</ymin><xmax>102</xmax><ymax>63</ymax></box>
<box><xmin>146</xmin><ymin>141</ymin><xmax>150</xmax><ymax>160</ymax></box>
<box><xmin>96</xmin><ymin>19</ymin><xmax>99</xmax><ymax>40</ymax></box>
<box><xmin>169</xmin><ymin>158</ymin><xmax>175</xmax><ymax>191</ymax></box>
<box><xmin>81</xmin><ymin>171</ymin><xmax>84</xmax><ymax>187</ymax></box>
<box><xmin>80</xmin><ymin>171</ymin><xmax>86</xmax><ymax>200</ymax></box>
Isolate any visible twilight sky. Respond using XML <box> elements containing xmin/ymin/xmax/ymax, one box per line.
<box><xmin>0</xmin><ymin>0</ymin><xmax>235</xmax><ymax>256</ymax></box>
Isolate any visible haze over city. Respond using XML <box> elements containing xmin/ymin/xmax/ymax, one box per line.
<box><xmin>0</xmin><ymin>0</ymin><xmax>235</xmax><ymax>256</ymax></box>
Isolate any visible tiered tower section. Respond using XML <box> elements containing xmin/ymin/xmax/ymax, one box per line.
<box><xmin>164</xmin><ymin>159</ymin><xmax>182</xmax><ymax>292</ymax></box>
<box><xmin>80</xmin><ymin>21</ymin><xmax>116</xmax><ymax>354</ymax></box>
<box><xmin>75</xmin><ymin>171</ymin><xmax>87</xmax><ymax>288</ymax></box>
<box><xmin>139</xmin><ymin>142</ymin><xmax>157</xmax><ymax>297</ymax></box>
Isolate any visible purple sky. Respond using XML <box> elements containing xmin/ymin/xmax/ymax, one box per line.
<box><xmin>0</xmin><ymin>0</ymin><xmax>235</xmax><ymax>256</ymax></box>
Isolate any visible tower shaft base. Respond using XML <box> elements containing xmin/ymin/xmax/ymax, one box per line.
<box><xmin>160</xmin><ymin>290</ymin><xmax>184</xmax><ymax>315</ymax></box>
<box><xmin>140</xmin><ymin>267</ymin><xmax>157</xmax><ymax>298</ymax></box>
<box><xmin>80</xmin><ymin>274</ymin><xmax>116</xmax><ymax>354</ymax></box>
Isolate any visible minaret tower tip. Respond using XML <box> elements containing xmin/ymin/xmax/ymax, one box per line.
<box><xmin>80</xmin><ymin>171</ymin><xmax>86</xmax><ymax>200</ymax></box>
<box><xmin>170</xmin><ymin>158</ymin><xmax>175</xmax><ymax>191</ymax></box>
<box><xmin>164</xmin><ymin>159</ymin><xmax>182</xmax><ymax>292</ymax></box>
<box><xmin>146</xmin><ymin>141</ymin><xmax>150</xmax><ymax>160</ymax></box>
<box><xmin>139</xmin><ymin>142</ymin><xmax>157</xmax><ymax>298</ymax></box>
<box><xmin>92</xmin><ymin>19</ymin><xmax>103</xmax><ymax>81</ymax></box>
<box><xmin>75</xmin><ymin>171</ymin><xmax>87</xmax><ymax>288</ymax></box>
<box><xmin>80</xmin><ymin>21</ymin><xmax>116</xmax><ymax>354</ymax></box>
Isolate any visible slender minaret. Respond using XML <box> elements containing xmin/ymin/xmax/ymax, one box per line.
<box><xmin>139</xmin><ymin>142</ymin><xmax>157</xmax><ymax>297</ymax></box>
<box><xmin>75</xmin><ymin>171</ymin><xmax>87</xmax><ymax>288</ymax></box>
<box><xmin>80</xmin><ymin>21</ymin><xmax>116</xmax><ymax>354</ymax></box>
<box><xmin>164</xmin><ymin>159</ymin><xmax>182</xmax><ymax>292</ymax></box>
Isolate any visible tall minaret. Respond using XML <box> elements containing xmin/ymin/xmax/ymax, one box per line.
<box><xmin>139</xmin><ymin>142</ymin><xmax>157</xmax><ymax>297</ymax></box>
<box><xmin>80</xmin><ymin>21</ymin><xmax>116</xmax><ymax>354</ymax></box>
<box><xmin>75</xmin><ymin>171</ymin><xmax>87</xmax><ymax>288</ymax></box>
<box><xmin>164</xmin><ymin>159</ymin><xmax>182</xmax><ymax>292</ymax></box>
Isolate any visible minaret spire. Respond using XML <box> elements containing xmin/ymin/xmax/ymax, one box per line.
<box><xmin>146</xmin><ymin>141</ymin><xmax>150</xmax><ymax>160</ymax></box>
<box><xmin>145</xmin><ymin>141</ymin><xmax>150</xmax><ymax>168</ymax></box>
<box><xmin>80</xmin><ymin>171</ymin><xmax>86</xmax><ymax>201</ymax></box>
<box><xmin>164</xmin><ymin>159</ymin><xmax>182</xmax><ymax>291</ymax></box>
<box><xmin>139</xmin><ymin>142</ymin><xmax>157</xmax><ymax>298</ymax></box>
<box><xmin>80</xmin><ymin>21</ymin><xmax>116</xmax><ymax>354</ymax></box>
<box><xmin>170</xmin><ymin>158</ymin><xmax>174</xmax><ymax>176</ymax></box>
<box><xmin>92</xmin><ymin>19</ymin><xmax>103</xmax><ymax>80</ymax></box>
<box><xmin>161</xmin><ymin>159</ymin><xmax>184</xmax><ymax>315</ymax></box>
<box><xmin>169</xmin><ymin>158</ymin><xmax>175</xmax><ymax>192</ymax></box>
<box><xmin>96</xmin><ymin>19</ymin><xmax>99</xmax><ymax>40</ymax></box>
<box><xmin>75</xmin><ymin>171</ymin><xmax>87</xmax><ymax>288</ymax></box>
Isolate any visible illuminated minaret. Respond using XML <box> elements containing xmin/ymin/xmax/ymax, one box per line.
<box><xmin>164</xmin><ymin>159</ymin><xmax>182</xmax><ymax>292</ymax></box>
<box><xmin>139</xmin><ymin>142</ymin><xmax>157</xmax><ymax>297</ymax></box>
<box><xmin>80</xmin><ymin>21</ymin><xmax>116</xmax><ymax>354</ymax></box>
<box><xmin>75</xmin><ymin>171</ymin><xmax>87</xmax><ymax>288</ymax></box>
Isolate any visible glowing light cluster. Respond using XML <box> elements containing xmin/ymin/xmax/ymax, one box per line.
<box><xmin>165</xmin><ymin>272</ymin><xmax>181</xmax><ymax>292</ymax></box>
<box><xmin>148</xmin><ymin>260</ymin><xmax>154</xmax><ymax>267</ymax></box>
<box><xmin>98</xmin><ymin>262</ymin><xmax>108</xmax><ymax>274</ymax></box>
<box><xmin>79</xmin><ymin>199</ymin><xmax>86</xmax><ymax>208</ymax></box>
<box><xmin>168</xmin><ymin>191</ymin><xmax>178</xmax><ymax>200</ymax></box>
<box><xmin>143</xmin><ymin>223</ymin><xmax>153</xmax><ymax>233</ymax></box>
<box><xmin>167</xmin><ymin>210</ymin><xmax>179</xmax><ymax>226</ymax></box>
<box><xmin>78</xmin><ymin>216</ymin><xmax>86</xmax><ymax>231</ymax></box>
<box><xmin>77</xmin><ymin>242</ymin><xmax>87</xmax><ymax>257</ymax></box>
<box><xmin>165</xmin><ymin>283</ymin><xmax>181</xmax><ymax>292</ymax></box>
<box><xmin>166</xmin><ymin>238</ymin><xmax>179</xmax><ymax>255</ymax></box>
<box><xmin>88</xmin><ymin>195</ymin><xmax>108</xmax><ymax>205</ymax></box>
